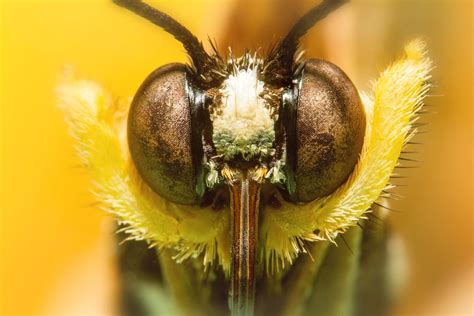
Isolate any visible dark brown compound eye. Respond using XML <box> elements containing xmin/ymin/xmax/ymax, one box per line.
<box><xmin>284</xmin><ymin>59</ymin><xmax>366</xmax><ymax>203</ymax></box>
<box><xmin>128</xmin><ymin>63</ymin><xmax>205</xmax><ymax>205</ymax></box>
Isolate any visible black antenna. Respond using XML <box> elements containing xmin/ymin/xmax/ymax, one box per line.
<box><xmin>264</xmin><ymin>0</ymin><xmax>348</xmax><ymax>85</ymax></box>
<box><xmin>113</xmin><ymin>0</ymin><xmax>224</xmax><ymax>88</ymax></box>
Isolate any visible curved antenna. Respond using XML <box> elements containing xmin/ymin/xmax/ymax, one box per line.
<box><xmin>264</xmin><ymin>0</ymin><xmax>349</xmax><ymax>86</ymax></box>
<box><xmin>113</xmin><ymin>0</ymin><xmax>224</xmax><ymax>88</ymax></box>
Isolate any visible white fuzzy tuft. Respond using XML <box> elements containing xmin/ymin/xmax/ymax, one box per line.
<box><xmin>211</xmin><ymin>67</ymin><xmax>275</xmax><ymax>160</ymax></box>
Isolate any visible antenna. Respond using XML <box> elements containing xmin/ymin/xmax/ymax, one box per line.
<box><xmin>113</xmin><ymin>0</ymin><xmax>224</xmax><ymax>87</ymax></box>
<box><xmin>264</xmin><ymin>0</ymin><xmax>348</xmax><ymax>85</ymax></box>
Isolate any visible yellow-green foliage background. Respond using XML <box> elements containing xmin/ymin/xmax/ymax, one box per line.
<box><xmin>1</xmin><ymin>0</ymin><xmax>472</xmax><ymax>315</ymax></box>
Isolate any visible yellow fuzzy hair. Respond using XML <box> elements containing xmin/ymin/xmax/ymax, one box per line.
<box><xmin>58</xmin><ymin>39</ymin><xmax>431</xmax><ymax>275</ymax></box>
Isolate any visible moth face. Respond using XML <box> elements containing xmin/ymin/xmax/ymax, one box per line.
<box><xmin>128</xmin><ymin>54</ymin><xmax>365</xmax><ymax>205</ymax></box>
<box><xmin>65</xmin><ymin>1</ymin><xmax>432</xmax><ymax>315</ymax></box>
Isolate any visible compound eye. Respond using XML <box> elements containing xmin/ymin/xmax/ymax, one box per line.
<box><xmin>128</xmin><ymin>63</ymin><xmax>201</xmax><ymax>205</ymax></box>
<box><xmin>291</xmin><ymin>59</ymin><xmax>366</xmax><ymax>202</ymax></box>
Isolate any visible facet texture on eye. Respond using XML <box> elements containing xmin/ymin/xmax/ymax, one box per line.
<box><xmin>128</xmin><ymin>63</ymin><xmax>200</xmax><ymax>205</ymax></box>
<box><xmin>293</xmin><ymin>59</ymin><xmax>366</xmax><ymax>202</ymax></box>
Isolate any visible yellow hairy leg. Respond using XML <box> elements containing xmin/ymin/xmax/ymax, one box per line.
<box><xmin>261</xmin><ymin>39</ymin><xmax>432</xmax><ymax>270</ymax></box>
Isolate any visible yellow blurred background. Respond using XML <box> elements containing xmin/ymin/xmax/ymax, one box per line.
<box><xmin>0</xmin><ymin>0</ymin><xmax>472</xmax><ymax>315</ymax></box>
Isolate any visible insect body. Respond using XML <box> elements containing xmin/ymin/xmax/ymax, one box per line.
<box><xmin>58</xmin><ymin>0</ymin><xmax>432</xmax><ymax>315</ymax></box>
<box><xmin>119</xmin><ymin>0</ymin><xmax>363</xmax><ymax>314</ymax></box>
